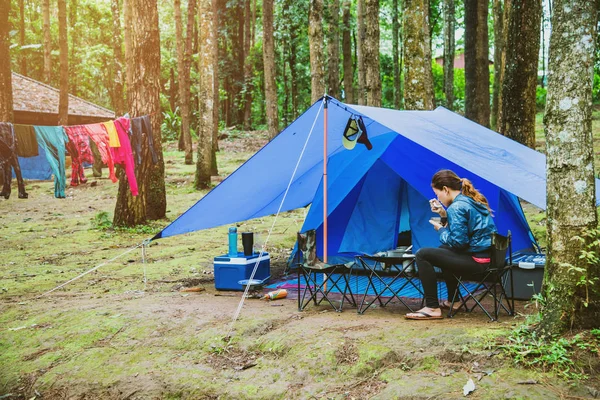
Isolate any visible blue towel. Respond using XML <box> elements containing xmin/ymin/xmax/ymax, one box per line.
<box><xmin>34</xmin><ymin>126</ymin><xmax>68</xmax><ymax>198</ymax></box>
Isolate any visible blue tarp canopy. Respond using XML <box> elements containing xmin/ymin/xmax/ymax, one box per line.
<box><xmin>154</xmin><ymin>97</ymin><xmax>600</xmax><ymax>261</ymax></box>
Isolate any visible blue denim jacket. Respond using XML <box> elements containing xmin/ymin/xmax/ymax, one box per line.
<box><xmin>437</xmin><ymin>193</ymin><xmax>497</xmax><ymax>253</ymax></box>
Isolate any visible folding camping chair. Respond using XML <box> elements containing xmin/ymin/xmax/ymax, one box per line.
<box><xmin>296</xmin><ymin>230</ymin><xmax>356</xmax><ymax>312</ymax></box>
<box><xmin>447</xmin><ymin>231</ymin><xmax>515</xmax><ymax>321</ymax></box>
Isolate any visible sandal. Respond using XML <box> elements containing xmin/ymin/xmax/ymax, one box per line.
<box><xmin>440</xmin><ymin>300</ymin><xmax>460</xmax><ymax>311</ymax></box>
<box><xmin>405</xmin><ymin>311</ymin><xmax>443</xmax><ymax>320</ymax></box>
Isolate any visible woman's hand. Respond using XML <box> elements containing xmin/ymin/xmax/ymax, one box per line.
<box><xmin>429</xmin><ymin>199</ymin><xmax>447</xmax><ymax>217</ymax></box>
<box><xmin>429</xmin><ymin>219</ymin><xmax>444</xmax><ymax>231</ymax></box>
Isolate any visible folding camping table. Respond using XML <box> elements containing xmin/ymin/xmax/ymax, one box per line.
<box><xmin>355</xmin><ymin>254</ymin><xmax>423</xmax><ymax>314</ymax></box>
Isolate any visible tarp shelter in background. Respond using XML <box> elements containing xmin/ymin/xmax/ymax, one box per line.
<box><xmin>153</xmin><ymin>96</ymin><xmax>600</xmax><ymax>263</ymax></box>
<box><xmin>10</xmin><ymin>72</ymin><xmax>115</xmax><ymax>180</ymax></box>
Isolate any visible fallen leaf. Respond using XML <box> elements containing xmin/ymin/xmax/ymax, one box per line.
<box><xmin>463</xmin><ymin>378</ymin><xmax>475</xmax><ymax>396</ymax></box>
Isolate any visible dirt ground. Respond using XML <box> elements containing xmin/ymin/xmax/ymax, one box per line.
<box><xmin>1</xmin><ymin>134</ymin><xmax>599</xmax><ymax>399</ymax></box>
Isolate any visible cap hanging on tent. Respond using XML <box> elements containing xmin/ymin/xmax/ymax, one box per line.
<box><xmin>342</xmin><ymin>115</ymin><xmax>373</xmax><ymax>151</ymax></box>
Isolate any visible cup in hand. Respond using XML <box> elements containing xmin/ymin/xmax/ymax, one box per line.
<box><xmin>429</xmin><ymin>198</ymin><xmax>443</xmax><ymax>212</ymax></box>
<box><xmin>429</xmin><ymin>217</ymin><xmax>441</xmax><ymax>224</ymax></box>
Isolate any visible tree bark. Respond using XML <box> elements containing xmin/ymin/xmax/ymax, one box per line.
<box><xmin>464</xmin><ymin>0</ymin><xmax>489</xmax><ymax>127</ymax></box>
<box><xmin>111</xmin><ymin>0</ymin><xmax>125</xmax><ymax>116</ymax></box>
<box><xmin>19</xmin><ymin>0</ymin><xmax>27</xmax><ymax>75</ymax></box>
<box><xmin>309</xmin><ymin>0</ymin><xmax>326</xmax><ymax>103</ymax></box>
<box><xmin>195</xmin><ymin>0</ymin><xmax>216</xmax><ymax>189</ymax></box>
<box><xmin>539</xmin><ymin>0</ymin><xmax>599</xmax><ymax>336</ymax></box>
<box><xmin>497</xmin><ymin>0</ymin><xmax>541</xmax><ymax>148</ymax></box>
<box><xmin>115</xmin><ymin>0</ymin><xmax>165</xmax><ymax>226</ymax></box>
<box><xmin>392</xmin><ymin>0</ymin><xmax>401</xmax><ymax>109</ymax></box>
<box><xmin>403</xmin><ymin>0</ymin><xmax>434</xmax><ymax>110</ymax></box>
<box><xmin>242</xmin><ymin>0</ymin><xmax>253</xmax><ymax>129</ymax></box>
<box><xmin>364</xmin><ymin>0</ymin><xmax>381</xmax><ymax>107</ymax></box>
<box><xmin>443</xmin><ymin>0</ymin><xmax>455</xmax><ymax>110</ymax></box>
<box><xmin>0</xmin><ymin>0</ymin><xmax>13</xmax><ymax>122</ymax></box>
<box><xmin>68</xmin><ymin>0</ymin><xmax>78</xmax><ymax>96</ymax></box>
<box><xmin>491</xmin><ymin>0</ymin><xmax>504</xmax><ymax>129</ymax></box>
<box><xmin>211</xmin><ymin>0</ymin><xmax>219</xmax><ymax>176</ymax></box>
<box><xmin>356</xmin><ymin>0</ymin><xmax>365</xmax><ymax>105</ymax></box>
<box><xmin>342</xmin><ymin>0</ymin><xmax>353</xmax><ymax>104</ymax></box>
<box><xmin>58</xmin><ymin>0</ymin><xmax>69</xmax><ymax>126</ymax></box>
<box><xmin>43</xmin><ymin>0</ymin><xmax>51</xmax><ymax>83</ymax></box>
<box><xmin>328</xmin><ymin>0</ymin><xmax>340</xmax><ymax>99</ymax></box>
<box><xmin>175</xmin><ymin>0</ymin><xmax>196</xmax><ymax>165</ymax></box>
<box><xmin>262</xmin><ymin>0</ymin><xmax>278</xmax><ymax>139</ymax></box>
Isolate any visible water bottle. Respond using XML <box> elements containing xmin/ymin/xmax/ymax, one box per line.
<box><xmin>228</xmin><ymin>227</ymin><xmax>238</xmax><ymax>256</ymax></box>
<box><xmin>263</xmin><ymin>289</ymin><xmax>288</xmax><ymax>300</ymax></box>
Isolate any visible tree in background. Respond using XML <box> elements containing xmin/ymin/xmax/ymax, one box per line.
<box><xmin>57</xmin><ymin>0</ymin><xmax>69</xmax><ymax>126</ymax></box>
<box><xmin>327</xmin><ymin>0</ymin><xmax>340</xmax><ymax>99</ymax></box>
<box><xmin>498</xmin><ymin>0</ymin><xmax>541</xmax><ymax>148</ymax></box>
<box><xmin>0</xmin><ymin>0</ymin><xmax>13</xmax><ymax>122</ymax></box>
<box><xmin>111</xmin><ymin>0</ymin><xmax>125</xmax><ymax>116</ymax></box>
<box><xmin>195</xmin><ymin>0</ymin><xmax>216</xmax><ymax>189</ymax></box>
<box><xmin>540</xmin><ymin>0</ymin><xmax>600</xmax><ymax>336</ymax></box>
<box><xmin>392</xmin><ymin>0</ymin><xmax>402</xmax><ymax>109</ymax></box>
<box><xmin>242</xmin><ymin>0</ymin><xmax>254</xmax><ymax>129</ymax></box>
<box><xmin>364</xmin><ymin>0</ymin><xmax>381</xmax><ymax>107</ymax></box>
<box><xmin>43</xmin><ymin>0</ymin><xmax>51</xmax><ymax>83</ymax></box>
<box><xmin>442</xmin><ymin>0</ymin><xmax>454</xmax><ymax>110</ymax></box>
<box><xmin>490</xmin><ymin>0</ymin><xmax>504</xmax><ymax>129</ymax></box>
<box><xmin>69</xmin><ymin>0</ymin><xmax>79</xmax><ymax>96</ymax></box>
<box><xmin>464</xmin><ymin>0</ymin><xmax>489</xmax><ymax>127</ymax></box>
<box><xmin>114</xmin><ymin>0</ymin><xmax>165</xmax><ymax>226</ymax></box>
<box><xmin>262</xmin><ymin>0</ymin><xmax>278</xmax><ymax>139</ymax></box>
<box><xmin>356</xmin><ymin>0</ymin><xmax>365</xmax><ymax>105</ymax></box>
<box><xmin>309</xmin><ymin>0</ymin><xmax>325</xmax><ymax>103</ymax></box>
<box><xmin>403</xmin><ymin>0</ymin><xmax>434</xmax><ymax>110</ymax></box>
<box><xmin>341</xmin><ymin>0</ymin><xmax>353</xmax><ymax>104</ymax></box>
<box><xmin>18</xmin><ymin>0</ymin><xmax>27</xmax><ymax>75</ymax></box>
<box><xmin>174</xmin><ymin>0</ymin><xmax>196</xmax><ymax>165</ymax></box>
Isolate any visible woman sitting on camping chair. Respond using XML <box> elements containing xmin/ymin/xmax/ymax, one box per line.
<box><xmin>405</xmin><ymin>169</ymin><xmax>497</xmax><ymax>320</ymax></box>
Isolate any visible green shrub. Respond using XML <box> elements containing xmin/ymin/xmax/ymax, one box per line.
<box><xmin>91</xmin><ymin>211</ymin><xmax>112</xmax><ymax>230</ymax></box>
<box><xmin>161</xmin><ymin>107</ymin><xmax>182</xmax><ymax>142</ymax></box>
<box><xmin>536</xmin><ymin>86</ymin><xmax>547</xmax><ymax>110</ymax></box>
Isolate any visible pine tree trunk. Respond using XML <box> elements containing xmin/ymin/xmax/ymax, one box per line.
<box><xmin>111</xmin><ymin>0</ymin><xmax>125</xmax><ymax>116</ymax></box>
<box><xmin>309</xmin><ymin>0</ymin><xmax>325</xmax><ymax>103</ymax></box>
<box><xmin>392</xmin><ymin>0</ymin><xmax>401</xmax><ymax>109</ymax></box>
<box><xmin>211</xmin><ymin>0</ymin><xmax>219</xmax><ymax>176</ymax></box>
<box><xmin>123</xmin><ymin>0</ymin><xmax>131</xmax><ymax>106</ymax></box>
<box><xmin>342</xmin><ymin>0</ymin><xmax>353</xmax><ymax>104</ymax></box>
<box><xmin>242</xmin><ymin>0</ymin><xmax>253</xmax><ymax>129</ymax></box>
<box><xmin>195</xmin><ymin>0</ymin><xmax>216</xmax><ymax>189</ymax></box>
<box><xmin>175</xmin><ymin>0</ymin><xmax>196</xmax><ymax>165</ymax></box>
<box><xmin>68</xmin><ymin>0</ymin><xmax>78</xmax><ymax>96</ymax></box>
<box><xmin>0</xmin><ymin>0</ymin><xmax>13</xmax><ymax>122</ymax></box>
<box><xmin>364</xmin><ymin>0</ymin><xmax>381</xmax><ymax>107</ymax></box>
<box><xmin>58</xmin><ymin>0</ymin><xmax>69</xmax><ymax>126</ymax></box>
<box><xmin>43</xmin><ymin>0</ymin><xmax>51</xmax><ymax>83</ymax></box>
<box><xmin>491</xmin><ymin>0</ymin><xmax>504</xmax><ymax>129</ymax></box>
<box><xmin>539</xmin><ymin>0</ymin><xmax>599</xmax><ymax>336</ymax></box>
<box><xmin>403</xmin><ymin>0</ymin><xmax>434</xmax><ymax>110</ymax></box>
<box><xmin>328</xmin><ymin>0</ymin><xmax>340</xmax><ymax>99</ymax></box>
<box><xmin>497</xmin><ymin>0</ymin><xmax>541</xmax><ymax>148</ymax></box>
<box><xmin>262</xmin><ymin>0</ymin><xmax>278</xmax><ymax>139</ymax></box>
<box><xmin>19</xmin><ymin>0</ymin><xmax>27</xmax><ymax>75</ymax></box>
<box><xmin>443</xmin><ymin>0</ymin><xmax>455</xmax><ymax>110</ymax></box>
<box><xmin>464</xmin><ymin>0</ymin><xmax>489</xmax><ymax>127</ymax></box>
<box><xmin>115</xmin><ymin>0</ymin><xmax>165</xmax><ymax>226</ymax></box>
<box><xmin>356</xmin><ymin>0</ymin><xmax>365</xmax><ymax>105</ymax></box>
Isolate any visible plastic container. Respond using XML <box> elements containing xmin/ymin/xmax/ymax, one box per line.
<box><xmin>228</xmin><ymin>227</ymin><xmax>238</xmax><ymax>257</ymax></box>
<box><xmin>214</xmin><ymin>252</ymin><xmax>270</xmax><ymax>291</ymax></box>
<box><xmin>242</xmin><ymin>232</ymin><xmax>254</xmax><ymax>256</ymax></box>
<box><xmin>263</xmin><ymin>289</ymin><xmax>287</xmax><ymax>300</ymax></box>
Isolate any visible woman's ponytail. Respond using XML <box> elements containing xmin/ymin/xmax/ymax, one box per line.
<box><xmin>461</xmin><ymin>178</ymin><xmax>493</xmax><ymax>214</ymax></box>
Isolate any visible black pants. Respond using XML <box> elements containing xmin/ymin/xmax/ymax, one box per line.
<box><xmin>416</xmin><ymin>246</ymin><xmax>489</xmax><ymax>308</ymax></box>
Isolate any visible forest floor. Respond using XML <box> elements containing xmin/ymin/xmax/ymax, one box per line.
<box><xmin>1</xmin><ymin>117</ymin><xmax>600</xmax><ymax>399</ymax></box>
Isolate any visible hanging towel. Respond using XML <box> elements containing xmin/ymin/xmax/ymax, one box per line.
<box><xmin>85</xmin><ymin>123</ymin><xmax>118</xmax><ymax>183</ymax></box>
<box><xmin>103</xmin><ymin>121</ymin><xmax>121</xmax><ymax>148</ymax></box>
<box><xmin>14</xmin><ymin>124</ymin><xmax>39</xmax><ymax>157</ymax></box>
<box><xmin>0</xmin><ymin>122</ymin><xmax>28</xmax><ymax>199</ymax></box>
<box><xmin>111</xmin><ymin>116</ymin><xmax>138</xmax><ymax>196</ymax></box>
<box><xmin>33</xmin><ymin>126</ymin><xmax>68</xmax><ymax>199</ymax></box>
<box><xmin>130</xmin><ymin>115</ymin><xmax>158</xmax><ymax>165</ymax></box>
<box><xmin>64</xmin><ymin>125</ymin><xmax>94</xmax><ymax>186</ymax></box>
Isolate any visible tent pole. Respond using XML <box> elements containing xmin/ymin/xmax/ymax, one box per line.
<box><xmin>323</xmin><ymin>96</ymin><xmax>328</xmax><ymax>264</ymax></box>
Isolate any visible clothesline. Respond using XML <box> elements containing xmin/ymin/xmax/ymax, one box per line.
<box><xmin>0</xmin><ymin>114</ymin><xmax>158</xmax><ymax>199</ymax></box>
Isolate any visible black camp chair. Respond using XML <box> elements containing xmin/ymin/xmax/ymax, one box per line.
<box><xmin>447</xmin><ymin>232</ymin><xmax>515</xmax><ymax>321</ymax></box>
<box><xmin>296</xmin><ymin>230</ymin><xmax>356</xmax><ymax>312</ymax></box>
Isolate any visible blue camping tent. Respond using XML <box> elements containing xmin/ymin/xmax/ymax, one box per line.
<box><xmin>153</xmin><ymin>97</ymin><xmax>600</xmax><ymax>261</ymax></box>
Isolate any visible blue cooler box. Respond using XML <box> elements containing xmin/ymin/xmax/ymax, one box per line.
<box><xmin>504</xmin><ymin>252</ymin><xmax>546</xmax><ymax>300</ymax></box>
<box><xmin>214</xmin><ymin>252</ymin><xmax>270</xmax><ymax>290</ymax></box>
